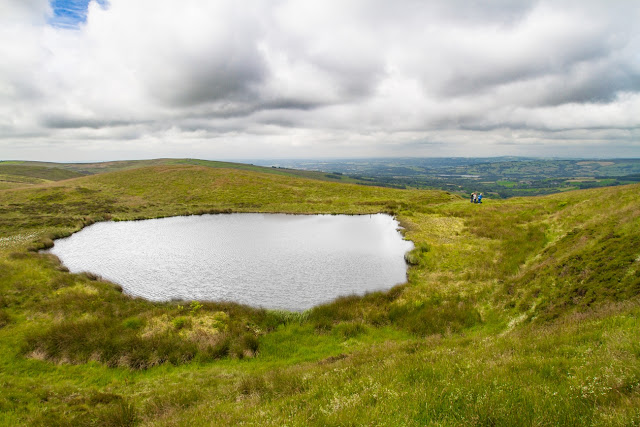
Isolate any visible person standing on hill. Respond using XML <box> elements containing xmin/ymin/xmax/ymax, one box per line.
<box><xmin>471</xmin><ymin>192</ymin><xmax>476</xmax><ymax>203</ymax></box>
<box><xmin>478</xmin><ymin>193</ymin><xmax>483</xmax><ymax>203</ymax></box>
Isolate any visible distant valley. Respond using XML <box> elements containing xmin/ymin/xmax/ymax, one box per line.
<box><xmin>254</xmin><ymin>157</ymin><xmax>640</xmax><ymax>198</ymax></box>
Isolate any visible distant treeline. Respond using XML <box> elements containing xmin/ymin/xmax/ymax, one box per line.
<box><xmin>595</xmin><ymin>174</ymin><xmax>640</xmax><ymax>181</ymax></box>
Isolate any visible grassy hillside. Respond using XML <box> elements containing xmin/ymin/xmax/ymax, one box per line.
<box><xmin>0</xmin><ymin>164</ymin><xmax>86</xmax><ymax>190</ymax></box>
<box><xmin>0</xmin><ymin>164</ymin><xmax>638</xmax><ymax>425</ymax></box>
<box><xmin>0</xmin><ymin>158</ymin><xmax>364</xmax><ymax>189</ymax></box>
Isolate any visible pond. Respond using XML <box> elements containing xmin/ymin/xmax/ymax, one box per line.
<box><xmin>47</xmin><ymin>213</ymin><xmax>413</xmax><ymax>311</ymax></box>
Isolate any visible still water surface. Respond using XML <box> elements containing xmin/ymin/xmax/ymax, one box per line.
<box><xmin>48</xmin><ymin>213</ymin><xmax>413</xmax><ymax>311</ymax></box>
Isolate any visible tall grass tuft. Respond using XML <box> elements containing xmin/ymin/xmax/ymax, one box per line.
<box><xmin>390</xmin><ymin>297</ymin><xmax>482</xmax><ymax>336</ymax></box>
<box><xmin>98</xmin><ymin>400</ymin><xmax>138</xmax><ymax>427</ymax></box>
<box><xmin>404</xmin><ymin>242</ymin><xmax>430</xmax><ymax>266</ymax></box>
<box><xmin>0</xmin><ymin>310</ymin><xmax>10</xmax><ymax>328</ymax></box>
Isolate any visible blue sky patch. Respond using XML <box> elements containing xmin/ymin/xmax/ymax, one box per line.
<box><xmin>49</xmin><ymin>0</ymin><xmax>109</xmax><ymax>29</ymax></box>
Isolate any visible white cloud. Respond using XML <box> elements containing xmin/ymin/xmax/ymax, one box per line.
<box><xmin>0</xmin><ymin>0</ymin><xmax>639</xmax><ymax>161</ymax></box>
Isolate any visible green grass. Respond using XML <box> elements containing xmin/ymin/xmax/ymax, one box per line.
<box><xmin>0</xmin><ymin>164</ymin><xmax>85</xmax><ymax>182</ymax></box>
<box><xmin>0</xmin><ymin>161</ymin><xmax>639</xmax><ymax>425</ymax></box>
<box><xmin>1</xmin><ymin>158</ymin><xmax>364</xmax><ymax>188</ymax></box>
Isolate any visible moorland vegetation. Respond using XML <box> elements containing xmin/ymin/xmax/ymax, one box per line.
<box><xmin>0</xmin><ymin>160</ymin><xmax>638</xmax><ymax>425</ymax></box>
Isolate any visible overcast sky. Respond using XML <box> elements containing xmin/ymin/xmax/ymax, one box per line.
<box><xmin>1</xmin><ymin>0</ymin><xmax>639</xmax><ymax>161</ymax></box>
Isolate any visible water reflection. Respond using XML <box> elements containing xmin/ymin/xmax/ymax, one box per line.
<box><xmin>47</xmin><ymin>213</ymin><xmax>413</xmax><ymax>311</ymax></box>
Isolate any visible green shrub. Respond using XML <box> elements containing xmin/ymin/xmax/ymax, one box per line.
<box><xmin>189</xmin><ymin>301</ymin><xmax>203</xmax><ymax>314</ymax></box>
<box><xmin>172</xmin><ymin>316</ymin><xmax>190</xmax><ymax>330</ymax></box>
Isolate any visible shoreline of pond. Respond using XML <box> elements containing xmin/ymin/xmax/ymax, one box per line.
<box><xmin>43</xmin><ymin>212</ymin><xmax>415</xmax><ymax>312</ymax></box>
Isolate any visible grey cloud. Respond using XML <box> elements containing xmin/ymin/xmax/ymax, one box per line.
<box><xmin>151</xmin><ymin>45</ymin><xmax>267</xmax><ymax>108</ymax></box>
<box><xmin>541</xmin><ymin>71</ymin><xmax>640</xmax><ymax>106</ymax></box>
<box><xmin>41</xmin><ymin>116</ymin><xmax>144</xmax><ymax>129</ymax></box>
<box><xmin>259</xmin><ymin>99</ymin><xmax>324</xmax><ymax>111</ymax></box>
<box><xmin>433</xmin><ymin>30</ymin><xmax>620</xmax><ymax>100</ymax></box>
<box><xmin>1</xmin><ymin>0</ymin><xmax>640</xmax><ymax>160</ymax></box>
<box><xmin>428</xmin><ymin>0</ymin><xmax>536</xmax><ymax>24</ymax></box>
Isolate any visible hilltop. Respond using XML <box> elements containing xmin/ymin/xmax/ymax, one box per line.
<box><xmin>0</xmin><ymin>158</ymin><xmax>363</xmax><ymax>191</ymax></box>
<box><xmin>0</xmin><ymin>161</ymin><xmax>638</xmax><ymax>425</ymax></box>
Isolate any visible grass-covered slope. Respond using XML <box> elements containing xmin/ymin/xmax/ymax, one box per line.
<box><xmin>0</xmin><ymin>165</ymin><xmax>453</xmax><ymax>371</ymax></box>
<box><xmin>0</xmin><ymin>163</ymin><xmax>638</xmax><ymax>425</ymax></box>
<box><xmin>0</xmin><ymin>164</ymin><xmax>450</xmax><ymax>238</ymax></box>
<box><xmin>0</xmin><ymin>158</ymin><xmax>364</xmax><ymax>189</ymax></box>
<box><xmin>0</xmin><ymin>164</ymin><xmax>86</xmax><ymax>190</ymax></box>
